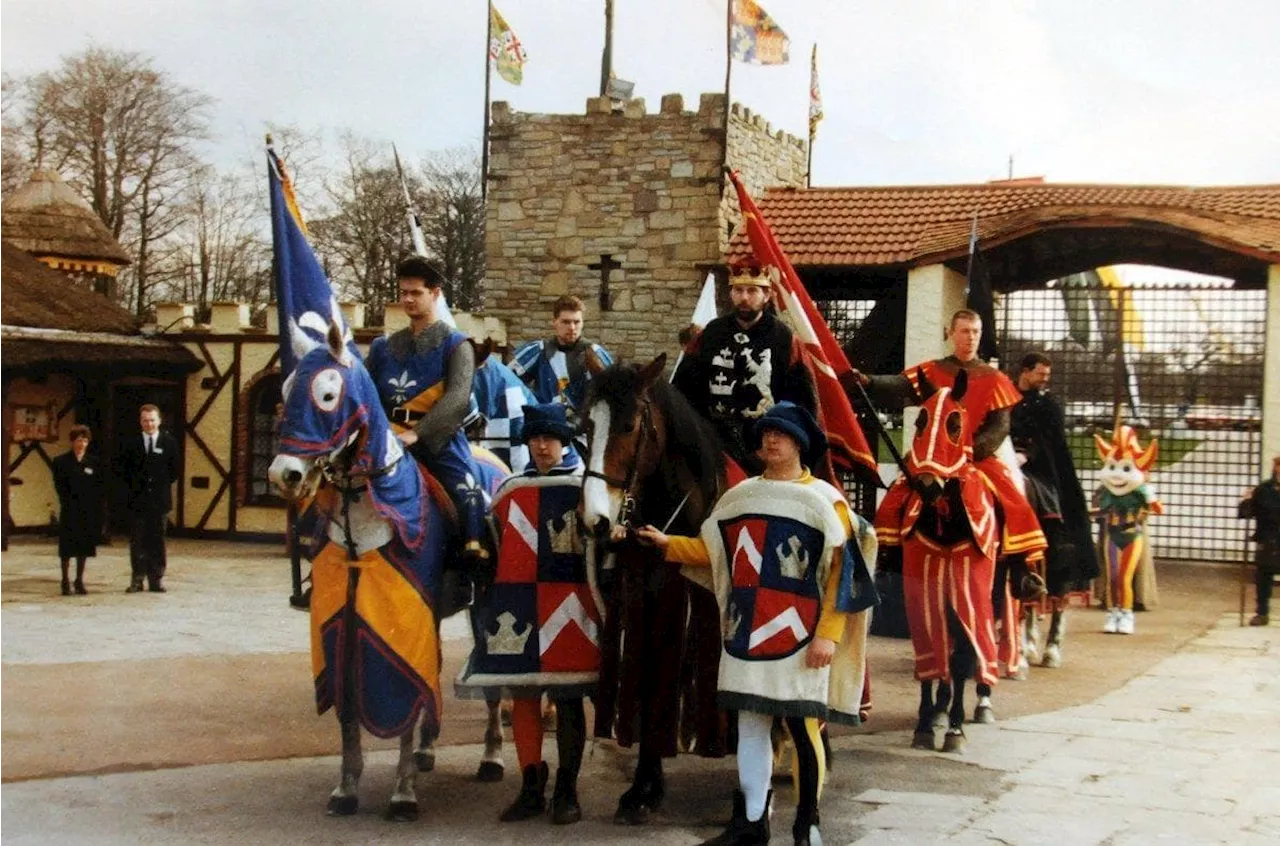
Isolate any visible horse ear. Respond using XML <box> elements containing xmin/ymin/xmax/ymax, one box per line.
<box><xmin>915</xmin><ymin>367</ymin><xmax>936</xmax><ymax>400</ymax></box>
<box><xmin>327</xmin><ymin>318</ymin><xmax>349</xmax><ymax>365</ymax></box>
<box><xmin>637</xmin><ymin>353</ymin><xmax>667</xmax><ymax>386</ymax></box>
<box><xmin>951</xmin><ymin>368</ymin><xmax>969</xmax><ymax>403</ymax></box>
<box><xmin>471</xmin><ymin>337</ymin><xmax>494</xmax><ymax>367</ymax></box>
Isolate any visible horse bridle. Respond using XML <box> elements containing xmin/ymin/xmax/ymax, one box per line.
<box><xmin>582</xmin><ymin>396</ymin><xmax>656</xmax><ymax>532</ymax></box>
<box><xmin>316</xmin><ymin>442</ymin><xmax>401</xmax><ymax>562</ymax></box>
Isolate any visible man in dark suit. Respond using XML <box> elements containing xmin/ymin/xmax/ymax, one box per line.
<box><xmin>118</xmin><ymin>404</ymin><xmax>179</xmax><ymax>593</ymax></box>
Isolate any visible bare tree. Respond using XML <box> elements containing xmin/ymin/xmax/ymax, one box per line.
<box><xmin>419</xmin><ymin>148</ymin><xmax>485</xmax><ymax>310</ymax></box>
<box><xmin>309</xmin><ymin>135</ymin><xmax>418</xmax><ymax>324</ymax></box>
<box><xmin>150</xmin><ymin>164</ymin><xmax>270</xmax><ymax>318</ymax></box>
<box><xmin>1</xmin><ymin>74</ymin><xmax>32</xmax><ymax>193</ymax></box>
<box><xmin>9</xmin><ymin>48</ymin><xmax>213</xmax><ymax>315</ymax></box>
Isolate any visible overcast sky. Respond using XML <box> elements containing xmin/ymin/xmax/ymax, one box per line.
<box><xmin>5</xmin><ymin>0</ymin><xmax>1279</xmax><ymax>188</ymax></box>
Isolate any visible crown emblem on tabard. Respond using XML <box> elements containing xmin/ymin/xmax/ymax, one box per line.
<box><xmin>776</xmin><ymin>535</ymin><xmax>811</xmax><ymax>580</ymax></box>
<box><xmin>547</xmin><ymin>511</ymin><xmax>583</xmax><ymax>555</ymax></box>
<box><xmin>486</xmin><ymin>611</ymin><xmax>532</xmax><ymax>656</ymax></box>
<box><xmin>725</xmin><ymin>603</ymin><xmax>743</xmax><ymax>643</ymax></box>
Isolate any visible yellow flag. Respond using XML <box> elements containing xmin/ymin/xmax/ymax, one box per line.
<box><xmin>489</xmin><ymin>4</ymin><xmax>527</xmax><ymax>86</ymax></box>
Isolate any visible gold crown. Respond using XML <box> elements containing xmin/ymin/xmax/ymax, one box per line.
<box><xmin>729</xmin><ymin>262</ymin><xmax>780</xmax><ymax>288</ymax></box>
<box><xmin>547</xmin><ymin>512</ymin><xmax>583</xmax><ymax>555</ymax></box>
<box><xmin>776</xmin><ymin>536</ymin><xmax>811</xmax><ymax>580</ymax></box>
<box><xmin>486</xmin><ymin>611</ymin><xmax>533</xmax><ymax>656</ymax></box>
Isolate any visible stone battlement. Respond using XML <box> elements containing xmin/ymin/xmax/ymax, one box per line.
<box><xmin>484</xmin><ymin>92</ymin><xmax>806</xmax><ymax>364</ymax></box>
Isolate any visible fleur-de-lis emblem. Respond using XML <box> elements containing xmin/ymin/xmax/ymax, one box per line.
<box><xmin>387</xmin><ymin>370</ymin><xmax>417</xmax><ymax>405</ymax></box>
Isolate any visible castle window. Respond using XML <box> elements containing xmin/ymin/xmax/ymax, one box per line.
<box><xmin>245</xmin><ymin>373</ymin><xmax>284</xmax><ymax>506</ymax></box>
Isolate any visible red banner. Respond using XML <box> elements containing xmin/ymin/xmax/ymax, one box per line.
<box><xmin>728</xmin><ymin>170</ymin><xmax>876</xmax><ymax>474</ymax></box>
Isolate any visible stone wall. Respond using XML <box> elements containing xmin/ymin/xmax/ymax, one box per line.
<box><xmin>719</xmin><ymin>103</ymin><xmax>808</xmax><ymax>254</ymax></box>
<box><xmin>485</xmin><ymin>93</ymin><xmax>807</xmax><ymax>364</ymax></box>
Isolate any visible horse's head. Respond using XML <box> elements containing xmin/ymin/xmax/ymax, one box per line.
<box><xmin>581</xmin><ymin>353</ymin><xmax>668</xmax><ymax>536</ymax></box>
<box><xmin>906</xmin><ymin>367</ymin><xmax>973</xmax><ymax>500</ymax></box>
<box><xmin>1095</xmin><ymin>423</ymin><xmax>1157</xmax><ymax>496</ymax></box>
<box><xmin>268</xmin><ymin>318</ymin><xmax>401</xmax><ymax>501</ymax></box>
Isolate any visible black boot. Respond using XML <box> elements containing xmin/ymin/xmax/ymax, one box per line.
<box><xmin>126</xmin><ymin>577</ymin><xmax>144</xmax><ymax>594</ymax></box>
<box><xmin>793</xmin><ymin>803</ymin><xmax>821</xmax><ymax>846</ymax></box>
<box><xmin>550</xmin><ymin>767</ymin><xmax>582</xmax><ymax>825</ymax></box>
<box><xmin>499</xmin><ymin>762</ymin><xmax>548</xmax><ymax>822</ymax></box>
<box><xmin>701</xmin><ymin>790</ymin><xmax>770</xmax><ymax>845</ymax></box>
<box><xmin>61</xmin><ymin>579</ymin><xmax>72</xmax><ymax>596</ymax></box>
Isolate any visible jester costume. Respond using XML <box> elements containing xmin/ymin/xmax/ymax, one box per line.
<box><xmin>1092</xmin><ymin>425</ymin><xmax>1162</xmax><ymax>635</ymax></box>
<box><xmin>511</xmin><ymin>337</ymin><xmax>613</xmax><ymax>419</ymax></box>
<box><xmin>368</xmin><ymin>322</ymin><xmax>486</xmax><ymax>550</ymax></box>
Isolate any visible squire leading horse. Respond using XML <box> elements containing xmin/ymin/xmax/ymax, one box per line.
<box><xmin>269</xmin><ymin>318</ymin><xmax>503</xmax><ymax>820</ymax></box>
<box><xmin>875</xmin><ymin>369</ymin><xmax>1046</xmax><ymax>753</ymax></box>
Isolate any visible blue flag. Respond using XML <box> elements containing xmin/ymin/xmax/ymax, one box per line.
<box><xmin>267</xmin><ymin>145</ymin><xmax>354</xmax><ymax>378</ymax></box>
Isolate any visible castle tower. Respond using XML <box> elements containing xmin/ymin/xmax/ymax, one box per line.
<box><xmin>484</xmin><ymin>93</ymin><xmax>807</xmax><ymax>363</ymax></box>
<box><xmin>1</xmin><ymin>169</ymin><xmax>131</xmax><ymax>299</ymax></box>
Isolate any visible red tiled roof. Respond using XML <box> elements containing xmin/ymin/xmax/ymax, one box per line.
<box><xmin>728</xmin><ymin>182</ymin><xmax>1280</xmax><ymax>268</ymax></box>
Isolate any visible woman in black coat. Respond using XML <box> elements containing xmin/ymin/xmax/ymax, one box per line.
<box><xmin>51</xmin><ymin>425</ymin><xmax>104</xmax><ymax>595</ymax></box>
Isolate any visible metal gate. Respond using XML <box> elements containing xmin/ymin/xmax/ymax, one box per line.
<box><xmin>997</xmin><ymin>279</ymin><xmax>1265</xmax><ymax>563</ymax></box>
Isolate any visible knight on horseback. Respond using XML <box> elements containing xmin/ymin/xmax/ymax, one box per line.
<box><xmin>367</xmin><ymin>256</ymin><xmax>489</xmax><ymax>564</ymax></box>
<box><xmin>1010</xmin><ymin>352</ymin><xmax>1098</xmax><ymax>666</ymax></box>
<box><xmin>874</xmin><ymin>368</ymin><xmax>1046</xmax><ymax>752</ymax></box>
<box><xmin>853</xmin><ymin>308</ymin><xmax>1046</xmax><ymax>687</ymax></box>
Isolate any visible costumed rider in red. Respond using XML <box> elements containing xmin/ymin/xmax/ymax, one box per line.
<box><xmin>638</xmin><ymin>402</ymin><xmax>878</xmax><ymax>846</ymax></box>
<box><xmin>854</xmin><ymin>308</ymin><xmax>1046</xmax><ymax>677</ymax></box>
<box><xmin>456</xmin><ymin>402</ymin><xmax>602</xmax><ymax>826</ymax></box>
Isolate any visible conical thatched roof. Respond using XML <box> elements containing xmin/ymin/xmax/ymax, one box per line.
<box><xmin>1</xmin><ymin>170</ymin><xmax>131</xmax><ymax>265</ymax></box>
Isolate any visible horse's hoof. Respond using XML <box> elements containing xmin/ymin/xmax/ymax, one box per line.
<box><xmin>476</xmin><ymin>760</ymin><xmax>505</xmax><ymax>783</ymax></box>
<box><xmin>327</xmin><ymin>794</ymin><xmax>359</xmax><ymax>816</ymax></box>
<box><xmin>911</xmin><ymin>730</ymin><xmax>937</xmax><ymax>750</ymax></box>
<box><xmin>385</xmin><ymin>800</ymin><xmax>419</xmax><ymax>822</ymax></box>
<box><xmin>1042</xmin><ymin>645</ymin><xmax>1062</xmax><ymax>669</ymax></box>
<box><xmin>974</xmin><ymin>696</ymin><xmax>996</xmax><ymax>724</ymax></box>
<box><xmin>942</xmin><ymin>730</ymin><xmax>967</xmax><ymax>754</ymax></box>
<box><xmin>414</xmin><ymin>750</ymin><xmax>436</xmax><ymax>773</ymax></box>
<box><xmin>931</xmin><ymin>711</ymin><xmax>949</xmax><ymax>732</ymax></box>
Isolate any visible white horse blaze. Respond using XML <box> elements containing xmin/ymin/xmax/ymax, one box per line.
<box><xmin>582</xmin><ymin>402</ymin><xmax>623</xmax><ymax>530</ymax></box>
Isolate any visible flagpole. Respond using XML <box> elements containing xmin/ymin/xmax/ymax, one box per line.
<box><xmin>481</xmin><ymin>1</ymin><xmax>493</xmax><ymax>208</ymax></box>
<box><xmin>806</xmin><ymin>43</ymin><xmax>816</xmax><ymax>187</ymax></box>
<box><xmin>600</xmin><ymin>0</ymin><xmax>614</xmax><ymax>96</ymax></box>
<box><xmin>722</xmin><ymin>0</ymin><xmax>733</xmax><ymax>182</ymax></box>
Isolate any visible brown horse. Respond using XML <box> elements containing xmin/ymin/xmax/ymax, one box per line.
<box><xmin>581</xmin><ymin>354</ymin><xmax>732</xmax><ymax>824</ymax></box>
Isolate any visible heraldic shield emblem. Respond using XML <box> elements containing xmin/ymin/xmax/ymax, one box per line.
<box><xmin>719</xmin><ymin>513</ymin><xmax>826</xmax><ymax>661</ymax></box>
<box><xmin>469</xmin><ymin>481</ymin><xmax>600</xmax><ymax>678</ymax></box>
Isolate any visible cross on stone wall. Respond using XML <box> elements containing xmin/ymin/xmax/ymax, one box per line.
<box><xmin>587</xmin><ymin>254</ymin><xmax>623</xmax><ymax>311</ymax></box>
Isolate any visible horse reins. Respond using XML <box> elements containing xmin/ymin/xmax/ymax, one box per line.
<box><xmin>320</xmin><ymin>451</ymin><xmax>402</xmax><ymax>562</ymax></box>
<box><xmin>584</xmin><ymin>395</ymin><xmax>697</xmax><ymax>534</ymax></box>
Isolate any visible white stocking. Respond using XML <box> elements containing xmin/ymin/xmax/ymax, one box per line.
<box><xmin>737</xmin><ymin>710</ymin><xmax>774</xmax><ymax>822</ymax></box>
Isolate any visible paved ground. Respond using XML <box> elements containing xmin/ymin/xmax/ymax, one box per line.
<box><xmin>3</xmin><ymin>536</ymin><xmax>1277</xmax><ymax>844</ymax></box>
